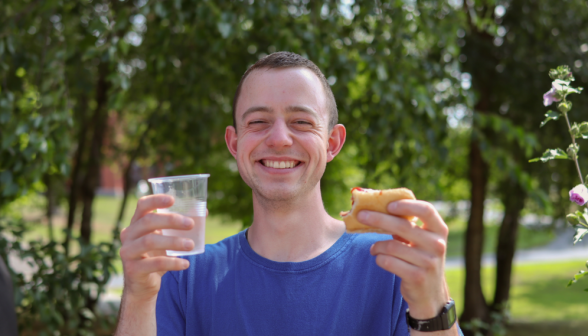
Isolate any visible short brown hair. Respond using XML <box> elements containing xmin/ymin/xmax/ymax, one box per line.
<box><xmin>232</xmin><ymin>51</ymin><xmax>338</xmax><ymax>130</ymax></box>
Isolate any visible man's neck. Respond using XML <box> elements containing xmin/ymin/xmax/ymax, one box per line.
<box><xmin>246</xmin><ymin>185</ymin><xmax>346</xmax><ymax>262</ymax></box>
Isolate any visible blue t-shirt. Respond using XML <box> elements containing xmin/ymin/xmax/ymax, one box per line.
<box><xmin>156</xmin><ymin>230</ymin><xmax>460</xmax><ymax>335</ymax></box>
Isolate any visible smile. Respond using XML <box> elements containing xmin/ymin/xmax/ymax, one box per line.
<box><xmin>260</xmin><ymin>160</ymin><xmax>301</xmax><ymax>169</ymax></box>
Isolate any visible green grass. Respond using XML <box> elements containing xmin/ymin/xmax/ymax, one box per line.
<box><xmin>446</xmin><ymin>259</ymin><xmax>588</xmax><ymax>322</ymax></box>
<box><xmin>13</xmin><ymin>195</ymin><xmax>243</xmax><ymax>275</ymax></box>
<box><xmin>445</xmin><ymin>217</ymin><xmax>555</xmax><ymax>258</ymax></box>
<box><xmin>19</xmin><ymin>195</ymin><xmax>243</xmax><ymax>245</ymax></box>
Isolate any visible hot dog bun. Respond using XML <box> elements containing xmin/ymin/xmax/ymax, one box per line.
<box><xmin>340</xmin><ymin>187</ymin><xmax>416</xmax><ymax>234</ymax></box>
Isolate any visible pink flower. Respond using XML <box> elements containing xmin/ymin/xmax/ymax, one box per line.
<box><xmin>543</xmin><ymin>87</ymin><xmax>561</xmax><ymax>106</ymax></box>
<box><xmin>570</xmin><ymin>184</ymin><xmax>588</xmax><ymax>206</ymax></box>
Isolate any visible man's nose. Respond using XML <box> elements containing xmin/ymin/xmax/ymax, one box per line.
<box><xmin>265</xmin><ymin>119</ymin><xmax>293</xmax><ymax>149</ymax></box>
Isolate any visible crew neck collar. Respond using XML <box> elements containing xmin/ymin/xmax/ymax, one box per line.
<box><xmin>238</xmin><ymin>229</ymin><xmax>354</xmax><ymax>273</ymax></box>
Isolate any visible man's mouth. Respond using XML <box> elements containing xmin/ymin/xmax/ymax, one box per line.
<box><xmin>260</xmin><ymin>160</ymin><xmax>302</xmax><ymax>169</ymax></box>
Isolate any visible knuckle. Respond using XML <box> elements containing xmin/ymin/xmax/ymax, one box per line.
<box><xmin>143</xmin><ymin>234</ymin><xmax>157</xmax><ymax>249</ymax></box>
<box><xmin>376</xmin><ymin>255</ymin><xmax>391</xmax><ymax>269</ymax></box>
<box><xmin>143</xmin><ymin>212</ymin><xmax>158</xmax><ymax>224</ymax></box>
<box><xmin>154</xmin><ymin>258</ymin><xmax>167</xmax><ymax>269</ymax></box>
<box><xmin>411</xmin><ymin>270</ymin><xmax>426</xmax><ymax>285</ymax></box>
<box><xmin>119</xmin><ymin>246</ymin><xmax>128</xmax><ymax>259</ymax></box>
<box><xmin>422</xmin><ymin>255</ymin><xmax>436</xmax><ymax>270</ymax></box>
<box><xmin>432</xmin><ymin>238</ymin><xmax>447</xmax><ymax>256</ymax></box>
<box><xmin>137</xmin><ymin>196</ymin><xmax>149</xmax><ymax>209</ymax></box>
<box><xmin>423</xmin><ymin>203</ymin><xmax>436</xmax><ymax>218</ymax></box>
<box><xmin>385</xmin><ymin>241</ymin><xmax>400</xmax><ymax>255</ymax></box>
<box><xmin>396</xmin><ymin>222</ymin><xmax>412</xmax><ymax>236</ymax></box>
<box><xmin>120</xmin><ymin>228</ymin><xmax>127</xmax><ymax>242</ymax></box>
<box><xmin>438</xmin><ymin>224</ymin><xmax>449</xmax><ymax>238</ymax></box>
<box><xmin>172</xmin><ymin>214</ymin><xmax>184</xmax><ymax>225</ymax></box>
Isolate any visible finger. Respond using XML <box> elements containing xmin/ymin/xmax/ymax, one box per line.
<box><xmin>387</xmin><ymin>200</ymin><xmax>448</xmax><ymax>237</ymax></box>
<box><xmin>392</xmin><ymin>234</ymin><xmax>410</xmax><ymax>245</ymax></box>
<box><xmin>370</xmin><ymin>240</ymin><xmax>439</xmax><ymax>269</ymax></box>
<box><xmin>131</xmin><ymin>194</ymin><xmax>175</xmax><ymax>223</ymax></box>
<box><xmin>120</xmin><ymin>233</ymin><xmax>194</xmax><ymax>260</ymax></box>
<box><xmin>374</xmin><ymin>254</ymin><xmax>427</xmax><ymax>285</ymax></box>
<box><xmin>127</xmin><ymin>257</ymin><xmax>190</xmax><ymax>276</ymax></box>
<box><xmin>125</xmin><ymin>212</ymin><xmax>194</xmax><ymax>241</ymax></box>
<box><xmin>358</xmin><ymin>210</ymin><xmax>440</xmax><ymax>249</ymax></box>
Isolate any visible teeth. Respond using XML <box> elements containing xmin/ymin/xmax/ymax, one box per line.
<box><xmin>263</xmin><ymin>160</ymin><xmax>298</xmax><ymax>169</ymax></box>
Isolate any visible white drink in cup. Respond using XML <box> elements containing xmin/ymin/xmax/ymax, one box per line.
<box><xmin>148</xmin><ymin>174</ymin><xmax>210</xmax><ymax>256</ymax></box>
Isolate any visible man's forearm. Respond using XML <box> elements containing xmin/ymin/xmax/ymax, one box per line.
<box><xmin>114</xmin><ymin>294</ymin><xmax>158</xmax><ymax>336</ymax></box>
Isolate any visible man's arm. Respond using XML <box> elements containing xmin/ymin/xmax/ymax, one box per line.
<box><xmin>115</xmin><ymin>295</ymin><xmax>158</xmax><ymax>336</ymax></box>
<box><xmin>358</xmin><ymin>200</ymin><xmax>460</xmax><ymax>336</ymax></box>
<box><xmin>114</xmin><ymin>195</ymin><xmax>195</xmax><ymax>336</ymax></box>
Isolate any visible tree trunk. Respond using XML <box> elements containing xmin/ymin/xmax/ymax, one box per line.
<box><xmin>79</xmin><ymin>61</ymin><xmax>110</xmax><ymax>245</ymax></box>
<box><xmin>64</xmin><ymin>94</ymin><xmax>89</xmax><ymax>254</ymax></box>
<box><xmin>43</xmin><ymin>173</ymin><xmax>56</xmax><ymax>242</ymax></box>
<box><xmin>492</xmin><ymin>180</ymin><xmax>526</xmax><ymax>312</ymax></box>
<box><xmin>460</xmin><ymin>138</ymin><xmax>491</xmax><ymax>332</ymax></box>
<box><xmin>114</xmin><ymin>106</ymin><xmax>159</xmax><ymax>236</ymax></box>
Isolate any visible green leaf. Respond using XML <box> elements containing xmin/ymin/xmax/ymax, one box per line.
<box><xmin>567</xmin><ymin>269</ymin><xmax>588</xmax><ymax>287</ymax></box>
<box><xmin>529</xmin><ymin>148</ymin><xmax>569</xmax><ymax>162</ymax></box>
<box><xmin>540</xmin><ymin>110</ymin><xmax>560</xmax><ymax>127</ymax></box>
<box><xmin>577</xmin><ymin>121</ymin><xmax>588</xmax><ymax>139</ymax></box>
<box><xmin>574</xmin><ymin>228</ymin><xmax>588</xmax><ymax>244</ymax></box>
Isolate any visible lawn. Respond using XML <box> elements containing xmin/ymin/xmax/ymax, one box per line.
<box><xmin>446</xmin><ymin>259</ymin><xmax>588</xmax><ymax>321</ymax></box>
<box><xmin>16</xmin><ymin>194</ymin><xmax>244</xmax><ymax>246</ymax></box>
<box><xmin>445</xmin><ymin>216</ymin><xmax>555</xmax><ymax>258</ymax></box>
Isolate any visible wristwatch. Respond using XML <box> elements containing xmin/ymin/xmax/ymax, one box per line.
<box><xmin>405</xmin><ymin>299</ymin><xmax>456</xmax><ymax>332</ymax></box>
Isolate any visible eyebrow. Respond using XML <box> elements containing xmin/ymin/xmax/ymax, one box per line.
<box><xmin>241</xmin><ymin>106</ymin><xmax>273</xmax><ymax>121</ymax></box>
<box><xmin>241</xmin><ymin>105</ymin><xmax>320</xmax><ymax>121</ymax></box>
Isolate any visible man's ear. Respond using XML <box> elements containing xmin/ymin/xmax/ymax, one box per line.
<box><xmin>326</xmin><ymin>124</ymin><xmax>346</xmax><ymax>162</ymax></box>
<box><xmin>225</xmin><ymin>126</ymin><xmax>238</xmax><ymax>159</ymax></box>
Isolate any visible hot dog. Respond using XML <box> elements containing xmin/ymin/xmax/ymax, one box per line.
<box><xmin>340</xmin><ymin>187</ymin><xmax>416</xmax><ymax>234</ymax></box>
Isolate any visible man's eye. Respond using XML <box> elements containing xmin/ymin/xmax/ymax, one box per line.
<box><xmin>249</xmin><ymin>120</ymin><xmax>266</xmax><ymax>125</ymax></box>
<box><xmin>294</xmin><ymin>120</ymin><xmax>312</xmax><ymax>125</ymax></box>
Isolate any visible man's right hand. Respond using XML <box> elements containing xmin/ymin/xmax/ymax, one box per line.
<box><xmin>119</xmin><ymin>194</ymin><xmax>195</xmax><ymax>303</ymax></box>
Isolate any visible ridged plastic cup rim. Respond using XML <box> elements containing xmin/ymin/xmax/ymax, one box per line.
<box><xmin>147</xmin><ymin>174</ymin><xmax>210</xmax><ymax>184</ymax></box>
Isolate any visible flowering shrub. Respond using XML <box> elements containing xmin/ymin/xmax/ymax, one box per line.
<box><xmin>530</xmin><ymin>65</ymin><xmax>588</xmax><ymax>286</ymax></box>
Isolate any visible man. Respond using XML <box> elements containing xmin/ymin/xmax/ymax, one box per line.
<box><xmin>115</xmin><ymin>52</ymin><xmax>462</xmax><ymax>335</ymax></box>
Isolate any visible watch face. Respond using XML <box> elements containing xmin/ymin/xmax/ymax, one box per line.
<box><xmin>446</xmin><ymin>304</ymin><xmax>457</xmax><ymax>325</ymax></box>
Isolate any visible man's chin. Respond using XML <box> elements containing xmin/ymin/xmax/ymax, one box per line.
<box><xmin>252</xmin><ymin>184</ymin><xmax>302</xmax><ymax>203</ymax></box>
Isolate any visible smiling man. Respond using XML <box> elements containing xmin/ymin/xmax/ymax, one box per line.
<box><xmin>115</xmin><ymin>52</ymin><xmax>462</xmax><ymax>335</ymax></box>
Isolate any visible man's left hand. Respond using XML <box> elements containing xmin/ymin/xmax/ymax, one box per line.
<box><xmin>357</xmin><ymin>200</ymin><xmax>450</xmax><ymax>320</ymax></box>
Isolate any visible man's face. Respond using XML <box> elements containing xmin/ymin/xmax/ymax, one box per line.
<box><xmin>225</xmin><ymin>67</ymin><xmax>344</xmax><ymax>203</ymax></box>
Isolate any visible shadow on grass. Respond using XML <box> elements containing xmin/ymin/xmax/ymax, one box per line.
<box><xmin>506</xmin><ymin>320</ymin><xmax>588</xmax><ymax>336</ymax></box>
<box><xmin>510</xmin><ymin>274</ymin><xmax>588</xmax><ymax>321</ymax></box>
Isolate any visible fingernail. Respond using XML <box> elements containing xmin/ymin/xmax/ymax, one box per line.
<box><xmin>358</xmin><ymin>211</ymin><xmax>369</xmax><ymax>222</ymax></box>
<box><xmin>181</xmin><ymin>259</ymin><xmax>190</xmax><ymax>268</ymax></box>
<box><xmin>183</xmin><ymin>217</ymin><xmax>194</xmax><ymax>227</ymax></box>
<box><xmin>388</xmin><ymin>202</ymin><xmax>397</xmax><ymax>211</ymax></box>
<box><xmin>183</xmin><ymin>239</ymin><xmax>194</xmax><ymax>249</ymax></box>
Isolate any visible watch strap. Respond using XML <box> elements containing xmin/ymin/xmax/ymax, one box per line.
<box><xmin>405</xmin><ymin>299</ymin><xmax>457</xmax><ymax>332</ymax></box>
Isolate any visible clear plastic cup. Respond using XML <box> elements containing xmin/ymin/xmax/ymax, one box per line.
<box><xmin>148</xmin><ymin>174</ymin><xmax>210</xmax><ymax>256</ymax></box>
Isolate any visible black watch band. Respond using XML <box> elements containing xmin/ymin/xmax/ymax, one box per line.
<box><xmin>405</xmin><ymin>299</ymin><xmax>456</xmax><ymax>332</ymax></box>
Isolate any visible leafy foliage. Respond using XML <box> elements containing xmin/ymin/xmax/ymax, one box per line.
<box><xmin>0</xmin><ymin>216</ymin><xmax>119</xmax><ymax>335</ymax></box>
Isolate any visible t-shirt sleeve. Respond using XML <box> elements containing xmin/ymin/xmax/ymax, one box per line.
<box><xmin>156</xmin><ymin>272</ymin><xmax>186</xmax><ymax>335</ymax></box>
